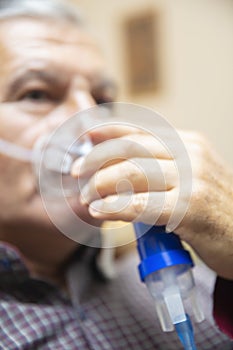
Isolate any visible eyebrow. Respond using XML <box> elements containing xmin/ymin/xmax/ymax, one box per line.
<box><xmin>5</xmin><ymin>69</ymin><xmax>68</xmax><ymax>98</ymax></box>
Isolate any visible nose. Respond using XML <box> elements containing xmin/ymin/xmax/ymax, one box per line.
<box><xmin>66</xmin><ymin>88</ymin><xmax>96</xmax><ymax>115</ymax></box>
<box><xmin>48</xmin><ymin>77</ymin><xmax>97</xmax><ymax>129</ymax></box>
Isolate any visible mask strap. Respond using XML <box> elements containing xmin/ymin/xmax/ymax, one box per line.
<box><xmin>0</xmin><ymin>139</ymin><xmax>33</xmax><ymax>162</ymax></box>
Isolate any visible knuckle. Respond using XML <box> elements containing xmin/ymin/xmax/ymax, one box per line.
<box><xmin>131</xmin><ymin>193</ymin><xmax>148</xmax><ymax>216</ymax></box>
<box><xmin>121</xmin><ymin>160</ymin><xmax>141</xmax><ymax>183</ymax></box>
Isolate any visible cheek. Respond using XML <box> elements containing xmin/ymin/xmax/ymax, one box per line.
<box><xmin>0</xmin><ymin>105</ymin><xmax>34</xmax><ymax>141</ymax></box>
<box><xmin>0</xmin><ymin>104</ymin><xmax>52</xmax><ymax>149</ymax></box>
<box><xmin>0</xmin><ymin>157</ymin><xmax>36</xmax><ymax>216</ymax></box>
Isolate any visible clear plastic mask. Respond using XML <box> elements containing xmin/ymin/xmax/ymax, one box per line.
<box><xmin>0</xmin><ymin>103</ymin><xmax>192</xmax><ymax>248</ymax></box>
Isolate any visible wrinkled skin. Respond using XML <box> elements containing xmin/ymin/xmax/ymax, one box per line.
<box><xmin>0</xmin><ymin>17</ymin><xmax>114</xmax><ymax>282</ymax></box>
<box><xmin>72</xmin><ymin>125</ymin><xmax>233</xmax><ymax>280</ymax></box>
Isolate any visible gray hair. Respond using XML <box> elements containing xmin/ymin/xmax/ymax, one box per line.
<box><xmin>0</xmin><ymin>0</ymin><xmax>83</xmax><ymax>25</ymax></box>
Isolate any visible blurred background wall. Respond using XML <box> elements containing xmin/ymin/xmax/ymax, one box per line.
<box><xmin>70</xmin><ymin>0</ymin><xmax>233</xmax><ymax>165</ymax></box>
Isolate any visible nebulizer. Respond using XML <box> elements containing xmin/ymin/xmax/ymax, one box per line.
<box><xmin>0</xmin><ymin>103</ymin><xmax>204</xmax><ymax>349</ymax></box>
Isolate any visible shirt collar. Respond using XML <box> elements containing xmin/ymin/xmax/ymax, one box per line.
<box><xmin>0</xmin><ymin>239</ymin><xmax>104</xmax><ymax>304</ymax></box>
<box><xmin>0</xmin><ymin>242</ymin><xmax>29</xmax><ymax>286</ymax></box>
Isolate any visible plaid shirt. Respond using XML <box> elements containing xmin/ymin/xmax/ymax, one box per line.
<box><xmin>0</xmin><ymin>242</ymin><xmax>232</xmax><ymax>350</ymax></box>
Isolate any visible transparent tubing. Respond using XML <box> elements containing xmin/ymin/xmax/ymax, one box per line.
<box><xmin>0</xmin><ymin>139</ymin><xmax>33</xmax><ymax>162</ymax></box>
<box><xmin>0</xmin><ymin>134</ymin><xmax>92</xmax><ymax>196</ymax></box>
<box><xmin>33</xmin><ymin>132</ymin><xmax>93</xmax><ymax>198</ymax></box>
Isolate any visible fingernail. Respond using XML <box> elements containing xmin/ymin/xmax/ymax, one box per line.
<box><xmin>71</xmin><ymin>157</ymin><xmax>84</xmax><ymax>177</ymax></box>
<box><xmin>165</xmin><ymin>225</ymin><xmax>173</xmax><ymax>233</ymax></box>
<box><xmin>89</xmin><ymin>200</ymin><xmax>103</xmax><ymax>217</ymax></box>
<box><xmin>80</xmin><ymin>185</ymin><xmax>90</xmax><ymax>205</ymax></box>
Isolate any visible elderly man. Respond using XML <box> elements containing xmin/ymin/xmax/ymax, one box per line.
<box><xmin>0</xmin><ymin>0</ymin><xmax>232</xmax><ymax>349</ymax></box>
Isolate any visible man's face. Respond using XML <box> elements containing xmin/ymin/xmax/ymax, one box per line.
<box><xmin>0</xmin><ymin>17</ymin><xmax>111</xmax><ymax>256</ymax></box>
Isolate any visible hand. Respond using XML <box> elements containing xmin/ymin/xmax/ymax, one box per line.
<box><xmin>72</xmin><ymin>125</ymin><xmax>233</xmax><ymax>280</ymax></box>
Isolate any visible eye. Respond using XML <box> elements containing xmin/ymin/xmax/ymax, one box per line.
<box><xmin>92</xmin><ymin>80</ymin><xmax>117</xmax><ymax>105</ymax></box>
<box><xmin>20</xmin><ymin>89</ymin><xmax>52</xmax><ymax>102</ymax></box>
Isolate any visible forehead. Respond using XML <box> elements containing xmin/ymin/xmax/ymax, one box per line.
<box><xmin>0</xmin><ymin>17</ymin><xmax>104</xmax><ymax>80</ymax></box>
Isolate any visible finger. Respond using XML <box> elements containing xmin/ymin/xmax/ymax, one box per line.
<box><xmin>89</xmin><ymin>125</ymin><xmax>192</xmax><ymax>147</ymax></box>
<box><xmin>89</xmin><ymin>124</ymin><xmax>144</xmax><ymax>144</ymax></box>
<box><xmin>71</xmin><ymin>135</ymin><xmax>172</xmax><ymax>178</ymax></box>
<box><xmin>86</xmin><ymin>190</ymin><xmax>176</xmax><ymax>226</ymax></box>
<box><xmin>89</xmin><ymin>125</ymin><xmax>192</xmax><ymax>161</ymax></box>
<box><xmin>80</xmin><ymin>158</ymin><xmax>178</xmax><ymax>205</ymax></box>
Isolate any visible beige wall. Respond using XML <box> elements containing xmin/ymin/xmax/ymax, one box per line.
<box><xmin>70</xmin><ymin>0</ymin><xmax>233</xmax><ymax>164</ymax></box>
